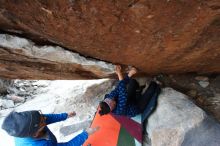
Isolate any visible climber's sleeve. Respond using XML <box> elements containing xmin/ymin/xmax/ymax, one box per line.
<box><xmin>105</xmin><ymin>75</ymin><xmax>130</xmax><ymax>100</ymax></box>
<box><xmin>43</xmin><ymin>113</ymin><xmax>68</xmax><ymax>125</ymax></box>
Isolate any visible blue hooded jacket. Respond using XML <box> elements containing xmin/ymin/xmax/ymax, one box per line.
<box><xmin>14</xmin><ymin>113</ymin><xmax>88</xmax><ymax>146</ymax></box>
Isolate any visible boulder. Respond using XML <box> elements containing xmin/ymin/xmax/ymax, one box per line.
<box><xmin>0</xmin><ymin>1</ymin><xmax>219</xmax><ymax>79</ymax></box>
<box><xmin>198</xmin><ymin>81</ymin><xmax>210</xmax><ymax>88</ymax></box>
<box><xmin>1</xmin><ymin>99</ymin><xmax>14</xmax><ymax>109</ymax></box>
<box><xmin>6</xmin><ymin>95</ymin><xmax>25</xmax><ymax>103</ymax></box>
<box><xmin>0</xmin><ymin>80</ymin><xmax>6</xmax><ymax>95</ymax></box>
<box><xmin>0</xmin><ymin>79</ymin><xmax>11</xmax><ymax>95</ymax></box>
<box><xmin>146</xmin><ymin>88</ymin><xmax>220</xmax><ymax>146</ymax></box>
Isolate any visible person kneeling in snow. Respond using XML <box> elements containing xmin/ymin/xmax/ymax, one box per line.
<box><xmin>99</xmin><ymin>65</ymin><xmax>161</xmax><ymax>118</ymax></box>
<box><xmin>2</xmin><ymin>110</ymin><xmax>99</xmax><ymax>146</ymax></box>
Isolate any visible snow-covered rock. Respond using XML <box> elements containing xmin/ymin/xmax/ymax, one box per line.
<box><xmin>1</xmin><ymin>99</ymin><xmax>14</xmax><ymax>109</ymax></box>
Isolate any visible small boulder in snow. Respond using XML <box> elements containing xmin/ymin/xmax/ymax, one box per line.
<box><xmin>1</xmin><ymin>99</ymin><xmax>15</xmax><ymax>108</ymax></box>
<box><xmin>198</xmin><ymin>81</ymin><xmax>209</xmax><ymax>88</ymax></box>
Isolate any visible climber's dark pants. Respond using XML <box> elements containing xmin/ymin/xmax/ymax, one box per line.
<box><xmin>126</xmin><ymin>79</ymin><xmax>140</xmax><ymax>104</ymax></box>
<box><xmin>127</xmin><ymin>79</ymin><xmax>161</xmax><ymax>112</ymax></box>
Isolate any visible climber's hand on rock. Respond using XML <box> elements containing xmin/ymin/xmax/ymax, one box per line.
<box><xmin>115</xmin><ymin>65</ymin><xmax>122</xmax><ymax>74</ymax></box>
<box><xmin>86</xmin><ymin>127</ymin><xmax>100</xmax><ymax>135</ymax></box>
<box><xmin>67</xmin><ymin>111</ymin><xmax>76</xmax><ymax>118</ymax></box>
<box><xmin>128</xmin><ymin>66</ymin><xmax>137</xmax><ymax>77</ymax></box>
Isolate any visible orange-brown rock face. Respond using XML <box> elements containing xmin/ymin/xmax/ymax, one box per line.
<box><xmin>0</xmin><ymin>0</ymin><xmax>219</xmax><ymax>79</ymax></box>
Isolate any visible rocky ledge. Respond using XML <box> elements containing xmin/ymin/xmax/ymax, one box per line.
<box><xmin>0</xmin><ymin>34</ymin><xmax>114</xmax><ymax>79</ymax></box>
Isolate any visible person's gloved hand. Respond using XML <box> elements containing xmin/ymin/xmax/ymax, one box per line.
<box><xmin>86</xmin><ymin>127</ymin><xmax>100</xmax><ymax>135</ymax></box>
<box><xmin>67</xmin><ymin>111</ymin><xmax>76</xmax><ymax>118</ymax></box>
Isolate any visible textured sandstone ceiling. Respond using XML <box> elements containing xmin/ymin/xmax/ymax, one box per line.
<box><xmin>0</xmin><ymin>0</ymin><xmax>219</xmax><ymax>79</ymax></box>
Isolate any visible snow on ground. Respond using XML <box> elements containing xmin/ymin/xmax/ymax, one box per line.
<box><xmin>0</xmin><ymin>79</ymin><xmax>113</xmax><ymax>146</ymax></box>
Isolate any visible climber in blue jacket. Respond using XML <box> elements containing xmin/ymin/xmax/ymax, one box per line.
<box><xmin>1</xmin><ymin>110</ymin><xmax>99</xmax><ymax>146</ymax></box>
<box><xmin>99</xmin><ymin>65</ymin><xmax>161</xmax><ymax>118</ymax></box>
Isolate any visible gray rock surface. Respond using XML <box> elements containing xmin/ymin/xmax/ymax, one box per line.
<box><xmin>198</xmin><ymin>81</ymin><xmax>209</xmax><ymax>88</ymax></box>
<box><xmin>0</xmin><ymin>79</ymin><xmax>11</xmax><ymax>95</ymax></box>
<box><xmin>1</xmin><ymin>99</ymin><xmax>14</xmax><ymax>109</ymax></box>
<box><xmin>6</xmin><ymin>95</ymin><xmax>25</xmax><ymax>103</ymax></box>
<box><xmin>146</xmin><ymin>88</ymin><xmax>220</xmax><ymax>146</ymax></box>
<box><xmin>0</xmin><ymin>34</ymin><xmax>115</xmax><ymax>79</ymax></box>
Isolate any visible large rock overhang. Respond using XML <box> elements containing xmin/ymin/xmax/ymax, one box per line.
<box><xmin>0</xmin><ymin>0</ymin><xmax>219</xmax><ymax>79</ymax></box>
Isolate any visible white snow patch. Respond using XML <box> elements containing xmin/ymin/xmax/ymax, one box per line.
<box><xmin>0</xmin><ymin>79</ymin><xmax>112</xmax><ymax>145</ymax></box>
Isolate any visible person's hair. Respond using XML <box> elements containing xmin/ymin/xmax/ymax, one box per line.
<box><xmin>1</xmin><ymin>111</ymin><xmax>41</xmax><ymax>137</ymax></box>
<box><xmin>99</xmin><ymin>101</ymin><xmax>111</xmax><ymax>116</ymax></box>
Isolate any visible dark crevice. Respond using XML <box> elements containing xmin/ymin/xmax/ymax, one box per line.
<box><xmin>209</xmin><ymin>5</ymin><xmax>220</xmax><ymax>10</ymax></box>
<box><xmin>0</xmin><ymin>29</ymin><xmax>59</xmax><ymax>46</ymax></box>
<box><xmin>128</xmin><ymin>0</ymin><xmax>140</xmax><ymax>7</ymax></box>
